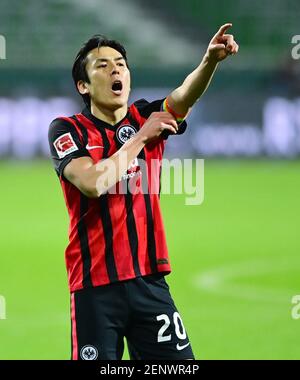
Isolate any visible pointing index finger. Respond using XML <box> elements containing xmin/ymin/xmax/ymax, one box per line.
<box><xmin>217</xmin><ymin>23</ymin><xmax>233</xmax><ymax>36</ymax></box>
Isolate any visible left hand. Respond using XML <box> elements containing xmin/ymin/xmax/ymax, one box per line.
<box><xmin>206</xmin><ymin>23</ymin><xmax>239</xmax><ymax>63</ymax></box>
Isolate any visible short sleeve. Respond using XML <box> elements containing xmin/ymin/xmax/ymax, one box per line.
<box><xmin>133</xmin><ymin>98</ymin><xmax>187</xmax><ymax>139</ymax></box>
<box><xmin>48</xmin><ymin>118</ymin><xmax>90</xmax><ymax>178</ymax></box>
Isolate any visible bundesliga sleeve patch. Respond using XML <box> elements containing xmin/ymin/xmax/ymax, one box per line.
<box><xmin>53</xmin><ymin>132</ymin><xmax>79</xmax><ymax>158</ymax></box>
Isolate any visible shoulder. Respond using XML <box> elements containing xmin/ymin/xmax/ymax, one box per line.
<box><xmin>49</xmin><ymin>116</ymin><xmax>77</xmax><ymax>130</ymax></box>
<box><xmin>48</xmin><ymin>114</ymin><xmax>87</xmax><ymax>154</ymax></box>
<box><xmin>131</xmin><ymin>98</ymin><xmax>165</xmax><ymax>119</ymax></box>
<box><xmin>48</xmin><ymin>115</ymin><xmax>83</xmax><ymax>138</ymax></box>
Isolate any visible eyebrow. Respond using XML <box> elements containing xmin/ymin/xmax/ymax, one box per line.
<box><xmin>94</xmin><ymin>57</ymin><xmax>125</xmax><ymax>64</ymax></box>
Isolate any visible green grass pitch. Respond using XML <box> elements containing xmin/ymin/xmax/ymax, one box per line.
<box><xmin>0</xmin><ymin>159</ymin><xmax>299</xmax><ymax>359</ymax></box>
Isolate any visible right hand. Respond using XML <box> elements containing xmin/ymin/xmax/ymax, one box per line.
<box><xmin>137</xmin><ymin>112</ymin><xmax>178</xmax><ymax>144</ymax></box>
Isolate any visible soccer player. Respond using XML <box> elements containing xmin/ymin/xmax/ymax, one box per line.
<box><xmin>48</xmin><ymin>24</ymin><xmax>238</xmax><ymax>360</ymax></box>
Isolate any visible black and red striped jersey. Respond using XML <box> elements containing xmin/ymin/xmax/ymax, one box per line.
<box><xmin>48</xmin><ymin>98</ymin><xmax>187</xmax><ymax>292</ymax></box>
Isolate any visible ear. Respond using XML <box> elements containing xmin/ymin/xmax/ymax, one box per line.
<box><xmin>77</xmin><ymin>80</ymin><xmax>89</xmax><ymax>95</ymax></box>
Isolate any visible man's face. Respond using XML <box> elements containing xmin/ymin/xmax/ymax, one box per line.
<box><xmin>82</xmin><ymin>46</ymin><xmax>131</xmax><ymax>110</ymax></box>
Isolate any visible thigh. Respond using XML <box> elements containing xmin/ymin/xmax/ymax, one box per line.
<box><xmin>126</xmin><ymin>274</ymin><xmax>194</xmax><ymax>360</ymax></box>
<box><xmin>71</xmin><ymin>283</ymin><xmax>128</xmax><ymax>360</ymax></box>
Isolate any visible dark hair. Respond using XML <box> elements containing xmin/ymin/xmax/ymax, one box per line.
<box><xmin>72</xmin><ymin>35</ymin><xmax>128</xmax><ymax>108</ymax></box>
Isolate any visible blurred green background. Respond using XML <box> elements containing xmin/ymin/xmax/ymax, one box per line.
<box><xmin>0</xmin><ymin>160</ymin><xmax>299</xmax><ymax>359</ymax></box>
<box><xmin>0</xmin><ymin>0</ymin><xmax>300</xmax><ymax>360</ymax></box>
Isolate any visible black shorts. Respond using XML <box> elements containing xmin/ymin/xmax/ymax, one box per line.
<box><xmin>70</xmin><ymin>274</ymin><xmax>194</xmax><ymax>360</ymax></box>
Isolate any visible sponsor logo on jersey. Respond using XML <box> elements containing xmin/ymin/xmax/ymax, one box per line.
<box><xmin>86</xmin><ymin>144</ymin><xmax>104</xmax><ymax>150</ymax></box>
<box><xmin>53</xmin><ymin>132</ymin><xmax>78</xmax><ymax>158</ymax></box>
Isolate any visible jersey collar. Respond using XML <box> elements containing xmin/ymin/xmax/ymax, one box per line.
<box><xmin>81</xmin><ymin>106</ymin><xmax>130</xmax><ymax>132</ymax></box>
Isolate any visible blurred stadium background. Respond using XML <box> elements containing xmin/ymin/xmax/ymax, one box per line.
<box><xmin>0</xmin><ymin>0</ymin><xmax>300</xmax><ymax>359</ymax></box>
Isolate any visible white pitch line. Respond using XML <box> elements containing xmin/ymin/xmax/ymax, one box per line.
<box><xmin>194</xmin><ymin>258</ymin><xmax>299</xmax><ymax>305</ymax></box>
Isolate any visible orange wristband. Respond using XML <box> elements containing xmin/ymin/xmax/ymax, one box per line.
<box><xmin>162</xmin><ymin>98</ymin><xmax>186</xmax><ymax>124</ymax></box>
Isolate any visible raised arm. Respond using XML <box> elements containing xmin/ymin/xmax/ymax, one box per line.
<box><xmin>165</xmin><ymin>23</ymin><xmax>239</xmax><ymax>119</ymax></box>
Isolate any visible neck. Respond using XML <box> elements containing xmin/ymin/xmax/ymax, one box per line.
<box><xmin>90</xmin><ymin>101</ymin><xmax>128</xmax><ymax>125</ymax></box>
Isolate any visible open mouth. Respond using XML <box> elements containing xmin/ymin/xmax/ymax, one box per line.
<box><xmin>111</xmin><ymin>80</ymin><xmax>123</xmax><ymax>95</ymax></box>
